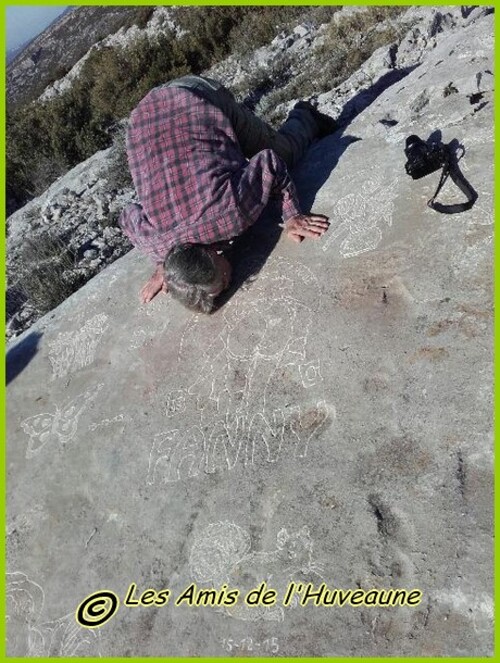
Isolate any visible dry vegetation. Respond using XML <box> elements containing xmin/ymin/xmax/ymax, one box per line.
<box><xmin>256</xmin><ymin>6</ymin><xmax>408</xmax><ymax>125</ymax></box>
<box><xmin>13</xmin><ymin>231</ymin><xmax>83</xmax><ymax>315</ymax></box>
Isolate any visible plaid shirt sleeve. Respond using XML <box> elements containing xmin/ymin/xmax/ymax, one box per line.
<box><xmin>118</xmin><ymin>203</ymin><xmax>170</xmax><ymax>264</ymax></box>
<box><xmin>233</xmin><ymin>149</ymin><xmax>302</xmax><ymax>227</ymax></box>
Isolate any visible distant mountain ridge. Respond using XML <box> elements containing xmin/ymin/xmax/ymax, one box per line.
<box><xmin>6</xmin><ymin>5</ymin><xmax>145</xmax><ymax>107</ymax></box>
<box><xmin>7</xmin><ymin>41</ymin><xmax>30</xmax><ymax>65</ymax></box>
<box><xmin>7</xmin><ymin>5</ymin><xmax>76</xmax><ymax>63</ymax></box>
<box><xmin>7</xmin><ymin>9</ymin><xmax>75</xmax><ymax>65</ymax></box>
<box><xmin>7</xmin><ymin>5</ymin><xmax>74</xmax><ymax>66</ymax></box>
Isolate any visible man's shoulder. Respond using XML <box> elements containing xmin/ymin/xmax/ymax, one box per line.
<box><xmin>132</xmin><ymin>85</ymin><xmax>205</xmax><ymax>119</ymax></box>
<box><xmin>128</xmin><ymin>86</ymin><xmax>226</xmax><ymax>147</ymax></box>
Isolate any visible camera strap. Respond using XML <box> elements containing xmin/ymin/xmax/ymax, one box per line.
<box><xmin>427</xmin><ymin>144</ymin><xmax>478</xmax><ymax>214</ymax></box>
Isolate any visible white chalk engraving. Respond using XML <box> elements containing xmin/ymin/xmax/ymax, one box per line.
<box><xmin>165</xmin><ymin>390</ymin><xmax>187</xmax><ymax>418</ymax></box>
<box><xmin>88</xmin><ymin>414</ymin><xmax>126</xmax><ymax>431</ymax></box>
<box><xmin>29</xmin><ymin>613</ymin><xmax>101</xmax><ymax>657</ymax></box>
<box><xmin>21</xmin><ymin>384</ymin><xmax>104</xmax><ymax>458</ymax></box>
<box><xmin>147</xmin><ymin>402</ymin><xmax>329</xmax><ymax>485</ymax></box>
<box><xmin>130</xmin><ymin>329</ymin><xmax>148</xmax><ymax>350</ymax></box>
<box><xmin>299</xmin><ymin>359</ymin><xmax>323</xmax><ymax>389</ymax></box>
<box><xmin>322</xmin><ymin>175</ymin><xmax>399</xmax><ymax>257</ymax></box>
<box><xmin>6</xmin><ymin>572</ymin><xmax>101</xmax><ymax>657</ymax></box>
<box><xmin>148</xmin><ymin>258</ymin><xmax>333</xmax><ymax>485</ymax></box>
<box><xmin>221</xmin><ymin>635</ymin><xmax>279</xmax><ymax>654</ymax></box>
<box><xmin>128</xmin><ymin>296</ymin><xmax>171</xmax><ymax>351</ymax></box>
<box><xmin>189</xmin><ymin>522</ymin><xmax>325</xmax><ymax>622</ymax></box>
<box><xmin>49</xmin><ymin>313</ymin><xmax>109</xmax><ymax>379</ymax></box>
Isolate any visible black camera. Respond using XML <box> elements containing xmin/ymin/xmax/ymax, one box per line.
<box><xmin>404</xmin><ymin>135</ymin><xmax>448</xmax><ymax>179</ymax></box>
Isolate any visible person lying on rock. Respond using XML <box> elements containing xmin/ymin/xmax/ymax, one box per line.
<box><xmin>119</xmin><ymin>75</ymin><xmax>337</xmax><ymax>313</ymax></box>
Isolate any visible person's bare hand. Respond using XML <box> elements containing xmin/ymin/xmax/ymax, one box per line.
<box><xmin>283</xmin><ymin>214</ymin><xmax>330</xmax><ymax>243</ymax></box>
<box><xmin>140</xmin><ymin>266</ymin><xmax>168</xmax><ymax>303</ymax></box>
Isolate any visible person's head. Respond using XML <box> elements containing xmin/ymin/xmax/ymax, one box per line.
<box><xmin>163</xmin><ymin>244</ymin><xmax>232</xmax><ymax>314</ymax></box>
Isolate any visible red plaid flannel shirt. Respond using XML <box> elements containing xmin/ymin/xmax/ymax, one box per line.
<box><xmin>119</xmin><ymin>86</ymin><xmax>302</xmax><ymax>263</ymax></box>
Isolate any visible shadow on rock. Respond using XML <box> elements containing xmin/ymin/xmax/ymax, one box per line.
<box><xmin>213</xmin><ymin>200</ymin><xmax>284</xmax><ymax>312</ymax></box>
<box><xmin>6</xmin><ymin>331</ymin><xmax>43</xmax><ymax>385</ymax></box>
<box><xmin>337</xmin><ymin>67</ymin><xmax>419</xmax><ymax>130</ymax></box>
<box><xmin>295</xmin><ymin>66</ymin><xmax>419</xmax><ymax>212</ymax></box>
<box><xmin>214</xmin><ymin>66</ymin><xmax>420</xmax><ymax>311</ymax></box>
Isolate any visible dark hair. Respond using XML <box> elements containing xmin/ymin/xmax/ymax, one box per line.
<box><xmin>164</xmin><ymin>244</ymin><xmax>219</xmax><ymax>313</ymax></box>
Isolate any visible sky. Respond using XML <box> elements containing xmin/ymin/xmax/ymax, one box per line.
<box><xmin>6</xmin><ymin>5</ymin><xmax>69</xmax><ymax>51</ymax></box>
